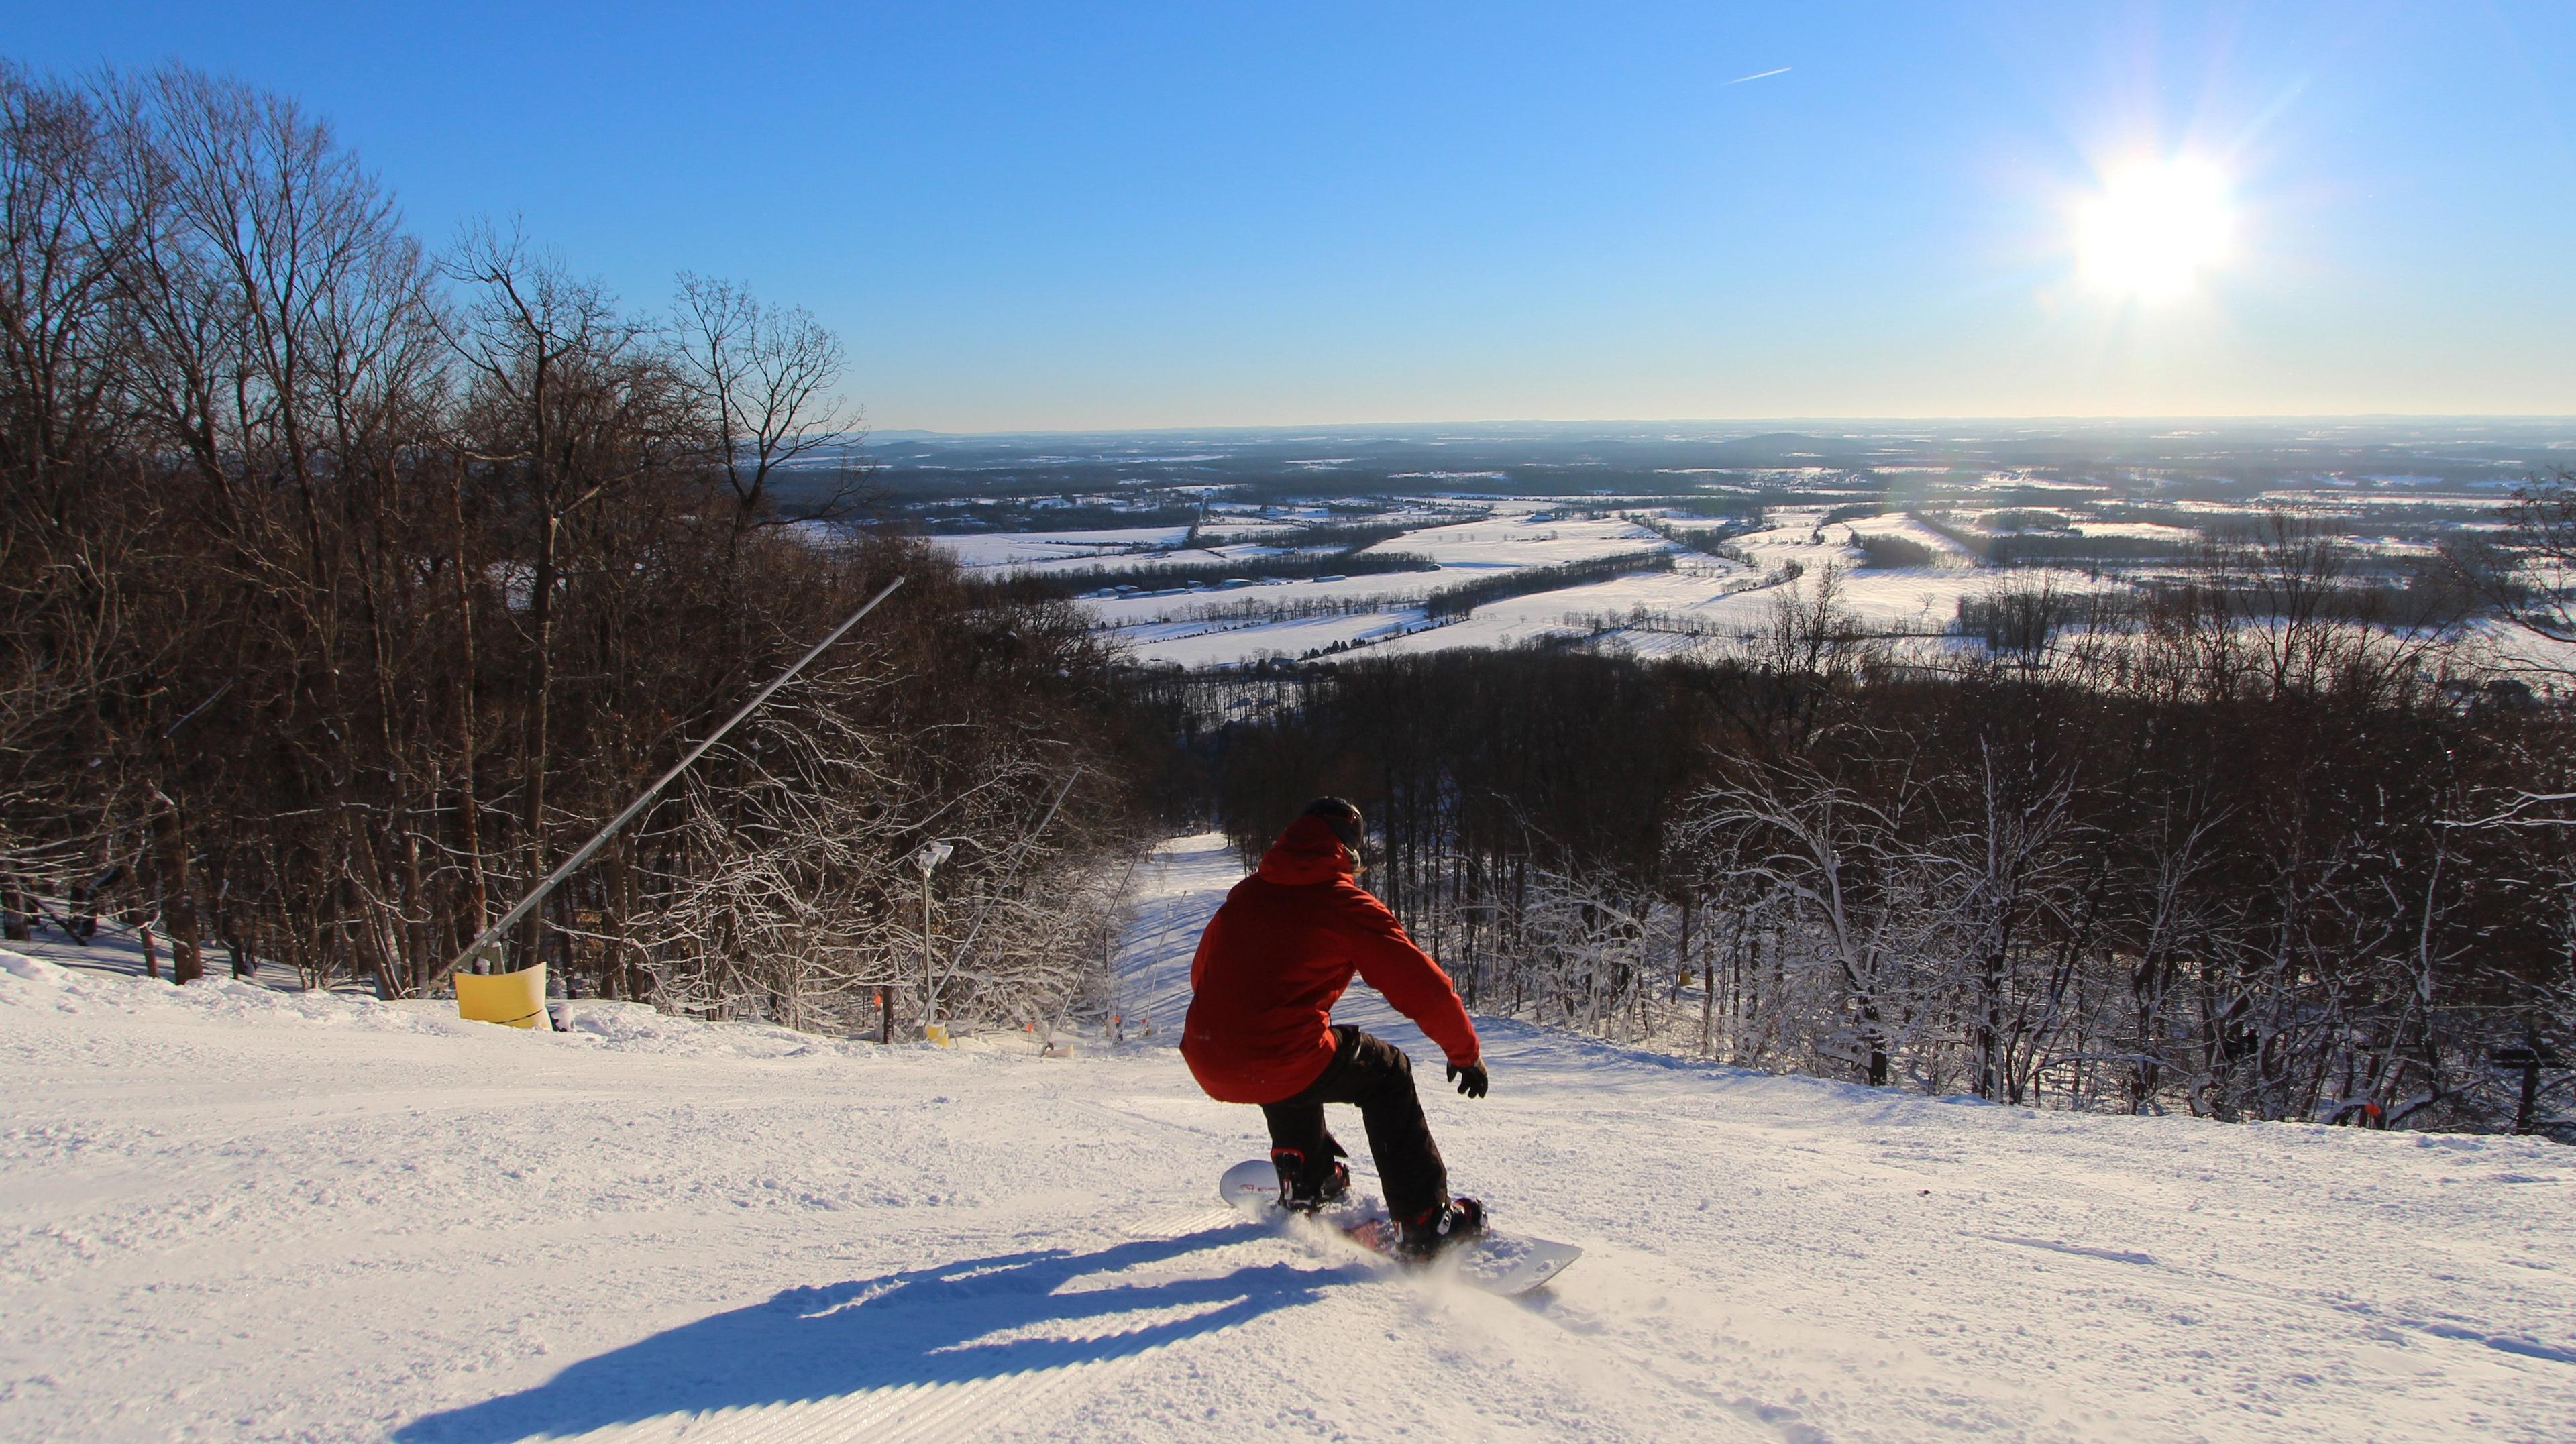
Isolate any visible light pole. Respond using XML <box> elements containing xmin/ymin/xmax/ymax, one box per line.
<box><xmin>914</xmin><ymin>839</ymin><xmax>955</xmax><ymax>1036</ymax></box>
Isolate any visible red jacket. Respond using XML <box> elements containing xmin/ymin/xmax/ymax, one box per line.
<box><xmin>1182</xmin><ymin>815</ymin><xmax>1482</xmax><ymax>1104</ymax></box>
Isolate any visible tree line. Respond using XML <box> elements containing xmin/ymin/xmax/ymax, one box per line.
<box><xmin>961</xmin><ymin>545</ymin><xmax>1434</xmax><ymax>605</ymax></box>
<box><xmin>0</xmin><ymin>62</ymin><xmax>1166</xmax><ymax>1032</ymax></box>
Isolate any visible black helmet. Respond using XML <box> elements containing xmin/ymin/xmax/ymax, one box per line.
<box><xmin>1301</xmin><ymin>796</ymin><xmax>1364</xmax><ymax>856</ymax></box>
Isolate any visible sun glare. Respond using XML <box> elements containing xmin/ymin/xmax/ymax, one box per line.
<box><xmin>2076</xmin><ymin>158</ymin><xmax>2233</xmax><ymax>302</ymax></box>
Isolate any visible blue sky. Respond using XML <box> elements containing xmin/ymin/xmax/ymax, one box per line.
<box><xmin>15</xmin><ymin>2</ymin><xmax>2576</xmax><ymax>430</ymax></box>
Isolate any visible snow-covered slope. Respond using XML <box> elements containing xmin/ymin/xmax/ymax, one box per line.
<box><xmin>5</xmin><ymin>840</ymin><xmax>2574</xmax><ymax>1441</ymax></box>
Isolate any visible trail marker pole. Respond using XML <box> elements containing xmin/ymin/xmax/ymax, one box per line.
<box><xmin>915</xmin><ymin>839</ymin><xmax>954</xmax><ymax>1038</ymax></box>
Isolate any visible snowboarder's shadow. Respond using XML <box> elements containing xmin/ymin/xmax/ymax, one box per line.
<box><xmin>396</xmin><ymin>1222</ymin><xmax>1338</xmax><ymax>1442</ymax></box>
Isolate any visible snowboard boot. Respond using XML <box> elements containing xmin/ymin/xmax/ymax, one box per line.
<box><xmin>1395</xmin><ymin>1197</ymin><xmax>1485</xmax><ymax>1260</ymax></box>
<box><xmin>1270</xmin><ymin>1148</ymin><xmax>1351</xmax><ymax>1213</ymax></box>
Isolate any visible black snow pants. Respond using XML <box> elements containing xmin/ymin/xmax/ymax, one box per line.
<box><xmin>1260</xmin><ymin>1025</ymin><xmax>1447</xmax><ymax>1223</ymax></box>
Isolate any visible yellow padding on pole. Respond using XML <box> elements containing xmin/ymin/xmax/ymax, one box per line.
<box><xmin>455</xmin><ymin>964</ymin><xmax>549</xmax><ymax>1029</ymax></box>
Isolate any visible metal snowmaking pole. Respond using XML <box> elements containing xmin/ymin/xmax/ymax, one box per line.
<box><xmin>426</xmin><ymin>576</ymin><xmax>907</xmax><ymax>999</ymax></box>
<box><xmin>914</xmin><ymin>838</ymin><xmax>955</xmax><ymax>1031</ymax></box>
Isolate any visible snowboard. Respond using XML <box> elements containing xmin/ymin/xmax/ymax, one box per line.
<box><xmin>1218</xmin><ymin>1157</ymin><xmax>1582</xmax><ymax>1297</ymax></box>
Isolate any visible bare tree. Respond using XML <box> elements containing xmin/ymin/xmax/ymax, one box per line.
<box><xmin>672</xmin><ymin>272</ymin><xmax>859</xmax><ymax>534</ymax></box>
<box><xmin>1931</xmin><ymin>735</ymin><xmax>2084</xmax><ymax>1102</ymax></box>
<box><xmin>2482</xmin><ymin>471</ymin><xmax>2576</xmax><ymax>675</ymax></box>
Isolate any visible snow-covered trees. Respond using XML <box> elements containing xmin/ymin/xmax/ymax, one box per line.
<box><xmin>639</xmin><ymin>652</ymin><xmax>1139</xmax><ymax>1034</ymax></box>
<box><xmin>1212</xmin><ymin>611</ymin><xmax>2576</xmax><ymax>1137</ymax></box>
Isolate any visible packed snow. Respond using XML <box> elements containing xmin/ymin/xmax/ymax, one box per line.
<box><xmin>7</xmin><ymin>836</ymin><xmax>2572</xmax><ymax>1441</ymax></box>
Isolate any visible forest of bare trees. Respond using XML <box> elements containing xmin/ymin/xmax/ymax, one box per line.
<box><xmin>0</xmin><ymin>62</ymin><xmax>1167</xmax><ymax>1033</ymax></box>
<box><xmin>1213</xmin><ymin>547</ymin><xmax>2576</xmax><ymax>1138</ymax></box>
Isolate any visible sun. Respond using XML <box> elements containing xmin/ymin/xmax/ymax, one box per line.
<box><xmin>2076</xmin><ymin>158</ymin><xmax>2233</xmax><ymax>302</ymax></box>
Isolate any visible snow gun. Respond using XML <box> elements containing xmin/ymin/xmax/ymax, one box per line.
<box><xmin>435</xmin><ymin>577</ymin><xmax>908</xmax><ymax>1024</ymax></box>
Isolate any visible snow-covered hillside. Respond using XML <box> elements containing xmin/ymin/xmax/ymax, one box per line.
<box><xmin>5</xmin><ymin>836</ymin><xmax>2574</xmax><ymax>1441</ymax></box>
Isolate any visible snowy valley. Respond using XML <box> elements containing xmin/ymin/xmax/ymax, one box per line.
<box><xmin>883</xmin><ymin>421</ymin><xmax>2565</xmax><ymax>679</ymax></box>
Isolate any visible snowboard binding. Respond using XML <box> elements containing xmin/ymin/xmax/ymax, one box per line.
<box><xmin>1269</xmin><ymin>1146</ymin><xmax>1351</xmax><ymax>1213</ymax></box>
<box><xmin>1395</xmin><ymin>1197</ymin><xmax>1487</xmax><ymax>1260</ymax></box>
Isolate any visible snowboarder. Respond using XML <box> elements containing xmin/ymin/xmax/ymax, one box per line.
<box><xmin>1182</xmin><ymin>797</ymin><xmax>1490</xmax><ymax>1258</ymax></box>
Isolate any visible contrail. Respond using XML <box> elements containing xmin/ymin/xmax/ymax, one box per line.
<box><xmin>1726</xmin><ymin>66</ymin><xmax>1791</xmax><ymax>85</ymax></box>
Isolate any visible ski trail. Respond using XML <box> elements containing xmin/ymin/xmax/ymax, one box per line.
<box><xmin>10</xmin><ymin>844</ymin><xmax>2575</xmax><ymax>1441</ymax></box>
<box><xmin>1097</xmin><ymin>832</ymin><xmax>2576</xmax><ymax>1440</ymax></box>
<box><xmin>1099</xmin><ymin>836</ymin><xmax>1783</xmax><ymax>1441</ymax></box>
<box><xmin>1106</xmin><ymin>834</ymin><xmax>1911</xmax><ymax>1437</ymax></box>
<box><xmin>1106</xmin><ymin>830</ymin><xmax>1242</xmax><ymax>1035</ymax></box>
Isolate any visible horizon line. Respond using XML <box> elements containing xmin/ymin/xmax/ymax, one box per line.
<box><xmin>856</xmin><ymin>412</ymin><xmax>2576</xmax><ymax>441</ymax></box>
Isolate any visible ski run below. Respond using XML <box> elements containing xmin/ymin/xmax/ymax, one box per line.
<box><xmin>2</xmin><ymin>832</ymin><xmax>2571</xmax><ymax>1443</ymax></box>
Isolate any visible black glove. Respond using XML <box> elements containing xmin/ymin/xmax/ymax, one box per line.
<box><xmin>1446</xmin><ymin>1060</ymin><xmax>1489</xmax><ymax>1099</ymax></box>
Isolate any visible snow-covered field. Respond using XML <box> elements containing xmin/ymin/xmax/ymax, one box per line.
<box><xmin>940</xmin><ymin>498</ymin><xmax>2485</xmax><ymax>669</ymax></box>
<box><xmin>1120</xmin><ymin>609</ymin><xmax>1424</xmax><ymax>669</ymax></box>
<box><xmin>7</xmin><ymin>834</ymin><xmax>2574</xmax><ymax>1441</ymax></box>
<box><xmin>930</xmin><ymin>527</ymin><xmax>1194</xmax><ymax>567</ymax></box>
<box><xmin>1095</xmin><ymin>502</ymin><xmax>2121</xmax><ymax>666</ymax></box>
<box><xmin>1352</xmin><ymin>512</ymin><xmax>1664</xmax><ymax>571</ymax></box>
<box><xmin>1078</xmin><ymin>510</ymin><xmax>1697</xmax><ymax>665</ymax></box>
